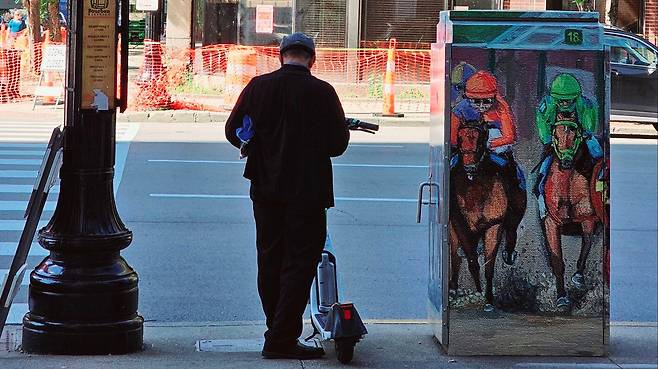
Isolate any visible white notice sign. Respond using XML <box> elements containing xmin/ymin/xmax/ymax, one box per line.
<box><xmin>136</xmin><ymin>0</ymin><xmax>159</xmax><ymax>11</ymax></box>
<box><xmin>256</xmin><ymin>5</ymin><xmax>274</xmax><ymax>34</ymax></box>
<box><xmin>41</xmin><ymin>45</ymin><xmax>66</xmax><ymax>72</ymax></box>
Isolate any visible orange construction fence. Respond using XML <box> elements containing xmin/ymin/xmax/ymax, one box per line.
<box><xmin>132</xmin><ymin>43</ymin><xmax>430</xmax><ymax>113</ymax></box>
<box><xmin>1</xmin><ymin>41</ymin><xmax>431</xmax><ymax>113</ymax></box>
<box><xmin>0</xmin><ymin>37</ymin><xmax>64</xmax><ymax>104</ymax></box>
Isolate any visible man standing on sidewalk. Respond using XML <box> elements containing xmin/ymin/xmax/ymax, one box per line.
<box><xmin>225</xmin><ymin>32</ymin><xmax>350</xmax><ymax>360</ymax></box>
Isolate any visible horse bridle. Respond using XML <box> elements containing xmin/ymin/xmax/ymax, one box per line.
<box><xmin>457</xmin><ymin>119</ymin><xmax>488</xmax><ymax>178</ymax></box>
<box><xmin>551</xmin><ymin>120</ymin><xmax>583</xmax><ymax>167</ymax></box>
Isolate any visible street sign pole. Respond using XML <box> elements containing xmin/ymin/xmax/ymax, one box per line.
<box><xmin>21</xmin><ymin>0</ymin><xmax>143</xmax><ymax>354</ymax></box>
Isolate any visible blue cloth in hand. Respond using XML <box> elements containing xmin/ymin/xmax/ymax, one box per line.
<box><xmin>236</xmin><ymin>115</ymin><xmax>254</xmax><ymax>143</ymax></box>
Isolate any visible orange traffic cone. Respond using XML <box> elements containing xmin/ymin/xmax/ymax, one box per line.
<box><xmin>41</xmin><ymin>31</ymin><xmax>57</xmax><ymax>104</ymax></box>
<box><xmin>378</xmin><ymin>38</ymin><xmax>404</xmax><ymax>118</ymax></box>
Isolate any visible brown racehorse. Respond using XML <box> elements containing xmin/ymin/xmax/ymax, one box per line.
<box><xmin>541</xmin><ymin>121</ymin><xmax>605</xmax><ymax>308</ymax></box>
<box><xmin>449</xmin><ymin>119</ymin><xmax>527</xmax><ymax>311</ymax></box>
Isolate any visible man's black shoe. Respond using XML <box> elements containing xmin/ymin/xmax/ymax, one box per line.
<box><xmin>262</xmin><ymin>341</ymin><xmax>325</xmax><ymax>360</ymax></box>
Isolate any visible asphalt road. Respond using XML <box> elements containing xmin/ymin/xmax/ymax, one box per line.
<box><xmin>113</xmin><ymin>123</ymin><xmax>658</xmax><ymax>324</ymax></box>
<box><xmin>0</xmin><ymin>121</ymin><xmax>654</xmax><ymax>326</ymax></box>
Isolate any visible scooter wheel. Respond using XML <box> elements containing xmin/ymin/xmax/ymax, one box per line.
<box><xmin>335</xmin><ymin>338</ymin><xmax>355</xmax><ymax>364</ymax></box>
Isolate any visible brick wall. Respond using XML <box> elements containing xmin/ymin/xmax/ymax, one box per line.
<box><xmin>645</xmin><ymin>0</ymin><xmax>658</xmax><ymax>42</ymax></box>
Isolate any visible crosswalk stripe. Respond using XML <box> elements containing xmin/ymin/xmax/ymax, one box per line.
<box><xmin>0</xmin><ymin>131</ymin><xmax>57</xmax><ymax>135</ymax></box>
<box><xmin>0</xmin><ymin>185</ymin><xmax>59</xmax><ymax>193</ymax></box>
<box><xmin>0</xmin><ymin>127</ymin><xmax>61</xmax><ymax>132</ymax></box>
<box><xmin>0</xmin><ymin>138</ymin><xmax>53</xmax><ymax>142</ymax></box>
<box><xmin>0</xmin><ymin>242</ymin><xmax>48</xmax><ymax>256</ymax></box>
<box><xmin>0</xmin><ymin>269</ymin><xmax>30</xmax><ymax>286</ymax></box>
<box><xmin>0</xmin><ymin>143</ymin><xmax>47</xmax><ymax>148</ymax></box>
<box><xmin>0</xmin><ymin>201</ymin><xmax>56</xmax><ymax>211</ymax></box>
<box><xmin>0</xmin><ymin>170</ymin><xmax>39</xmax><ymax>178</ymax></box>
<box><xmin>6</xmin><ymin>303</ymin><xmax>28</xmax><ymax>324</ymax></box>
<box><xmin>0</xmin><ymin>158</ymin><xmax>42</xmax><ymax>165</ymax></box>
<box><xmin>0</xmin><ymin>125</ymin><xmax>60</xmax><ymax>129</ymax></box>
<box><xmin>0</xmin><ymin>220</ymin><xmax>48</xmax><ymax>231</ymax></box>
<box><xmin>0</xmin><ymin>151</ymin><xmax>45</xmax><ymax>156</ymax></box>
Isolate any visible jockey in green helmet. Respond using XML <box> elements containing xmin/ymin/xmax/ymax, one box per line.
<box><xmin>534</xmin><ymin>73</ymin><xmax>604</xmax><ymax>219</ymax></box>
<box><xmin>536</xmin><ymin>73</ymin><xmax>598</xmax><ymax>145</ymax></box>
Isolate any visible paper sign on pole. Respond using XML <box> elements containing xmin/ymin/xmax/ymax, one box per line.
<box><xmin>41</xmin><ymin>45</ymin><xmax>66</xmax><ymax>72</ymax></box>
<box><xmin>256</xmin><ymin>5</ymin><xmax>274</xmax><ymax>34</ymax></box>
<box><xmin>136</xmin><ymin>0</ymin><xmax>159</xmax><ymax>11</ymax></box>
<box><xmin>81</xmin><ymin>0</ymin><xmax>117</xmax><ymax>110</ymax></box>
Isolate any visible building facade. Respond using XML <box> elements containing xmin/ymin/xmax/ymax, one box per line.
<box><xmin>164</xmin><ymin>0</ymin><xmax>657</xmax><ymax>49</ymax></box>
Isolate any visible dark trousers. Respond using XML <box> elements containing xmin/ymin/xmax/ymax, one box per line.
<box><xmin>253</xmin><ymin>201</ymin><xmax>326</xmax><ymax>348</ymax></box>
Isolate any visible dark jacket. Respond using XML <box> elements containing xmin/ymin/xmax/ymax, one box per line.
<box><xmin>225</xmin><ymin>64</ymin><xmax>349</xmax><ymax>208</ymax></box>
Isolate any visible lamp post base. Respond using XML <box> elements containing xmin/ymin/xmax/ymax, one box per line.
<box><xmin>22</xmin><ymin>252</ymin><xmax>144</xmax><ymax>355</ymax></box>
<box><xmin>22</xmin><ymin>317</ymin><xmax>143</xmax><ymax>355</ymax></box>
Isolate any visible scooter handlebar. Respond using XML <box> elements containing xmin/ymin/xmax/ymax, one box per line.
<box><xmin>346</xmin><ymin>118</ymin><xmax>379</xmax><ymax>133</ymax></box>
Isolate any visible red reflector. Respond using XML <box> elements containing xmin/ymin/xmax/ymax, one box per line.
<box><xmin>343</xmin><ymin>308</ymin><xmax>352</xmax><ymax>320</ymax></box>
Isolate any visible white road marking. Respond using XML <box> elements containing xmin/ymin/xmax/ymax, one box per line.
<box><xmin>151</xmin><ymin>194</ymin><xmax>250</xmax><ymax>199</ymax></box>
<box><xmin>0</xmin><ymin>133</ymin><xmax>58</xmax><ymax>138</ymax></box>
<box><xmin>334</xmin><ymin>163</ymin><xmax>426</xmax><ymax>168</ymax></box>
<box><xmin>0</xmin><ymin>170</ymin><xmax>39</xmax><ymax>178</ymax></box>
<box><xmin>0</xmin><ymin>220</ymin><xmax>48</xmax><ymax>231</ymax></box>
<box><xmin>515</xmin><ymin>364</ymin><xmax>657</xmax><ymax>368</ymax></box>
<box><xmin>115</xmin><ymin>123</ymin><xmax>139</xmax><ymax>193</ymax></box>
<box><xmin>0</xmin><ymin>143</ymin><xmax>46</xmax><ymax>148</ymax></box>
<box><xmin>0</xmin><ymin>201</ymin><xmax>56</xmax><ymax>211</ymax></box>
<box><xmin>0</xmin><ymin>159</ymin><xmax>43</xmax><ymax>165</ymax></box>
<box><xmin>0</xmin><ymin>269</ymin><xmax>30</xmax><ymax>286</ymax></box>
<box><xmin>0</xmin><ymin>184</ymin><xmax>59</xmax><ymax>193</ymax></box>
<box><xmin>0</xmin><ymin>151</ymin><xmax>45</xmax><ymax>156</ymax></box>
<box><xmin>147</xmin><ymin>159</ymin><xmax>427</xmax><ymax>168</ymax></box>
<box><xmin>149</xmin><ymin>193</ymin><xmax>417</xmax><ymax>202</ymax></box>
<box><xmin>0</xmin><ymin>127</ymin><xmax>62</xmax><ymax>132</ymax></box>
<box><xmin>0</xmin><ymin>137</ymin><xmax>57</xmax><ymax>142</ymax></box>
<box><xmin>0</xmin><ymin>242</ymin><xmax>48</xmax><ymax>256</ymax></box>
<box><xmin>349</xmin><ymin>144</ymin><xmax>404</xmax><ymax>148</ymax></box>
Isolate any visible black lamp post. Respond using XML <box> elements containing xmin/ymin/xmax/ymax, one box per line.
<box><xmin>21</xmin><ymin>0</ymin><xmax>143</xmax><ymax>354</ymax></box>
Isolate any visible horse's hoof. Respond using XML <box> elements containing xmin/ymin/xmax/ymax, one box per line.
<box><xmin>571</xmin><ymin>273</ymin><xmax>585</xmax><ymax>289</ymax></box>
<box><xmin>502</xmin><ymin>250</ymin><xmax>518</xmax><ymax>265</ymax></box>
<box><xmin>556</xmin><ymin>296</ymin><xmax>571</xmax><ymax>308</ymax></box>
<box><xmin>483</xmin><ymin>304</ymin><xmax>495</xmax><ymax>312</ymax></box>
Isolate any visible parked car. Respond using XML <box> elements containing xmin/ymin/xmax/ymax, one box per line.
<box><xmin>604</xmin><ymin>27</ymin><xmax>658</xmax><ymax>130</ymax></box>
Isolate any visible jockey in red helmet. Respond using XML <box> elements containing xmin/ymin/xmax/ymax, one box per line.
<box><xmin>450</xmin><ymin>70</ymin><xmax>525</xmax><ymax>191</ymax></box>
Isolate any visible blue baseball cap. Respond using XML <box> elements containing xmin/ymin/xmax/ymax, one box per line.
<box><xmin>280</xmin><ymin>32</ymin><xmax>316</xmax><ymax>56</ymax></box>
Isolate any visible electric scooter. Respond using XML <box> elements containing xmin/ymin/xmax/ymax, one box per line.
<box><xmin>306</xmin><ymin>118</ymin><xmax>378</xmax><ymax>364</ymax></box>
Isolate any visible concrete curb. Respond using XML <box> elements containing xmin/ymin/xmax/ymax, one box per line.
<box><xmin>117</xmin><ymin>110</ymin><xmax>230</xmax><ymax>123</ymax></box>
<box><xmin>116</xmin><ymin>110</ymin><xmax>431</xmax><ymax>127</ymax></box>
<box><xmin>610</xmin><ymin>122</ymin><xmax>658</xmax><ymax>138</ymax></box>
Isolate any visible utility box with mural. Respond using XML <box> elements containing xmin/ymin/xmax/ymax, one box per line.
<box><xmin>423</xmin><ymin>11</ymin><xmax>610</xmax><ymax>356</ymax></box>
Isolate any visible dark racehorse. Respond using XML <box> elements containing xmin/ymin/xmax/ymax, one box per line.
<box><xmin>449</xmin><ymin>119</ymin><xmax>527</xmax><ymax>311</ymax></box>
<box><xmin>541</xmin><ymin>121</ymin><xmax>605</xmax><ymax>308</ymax></box>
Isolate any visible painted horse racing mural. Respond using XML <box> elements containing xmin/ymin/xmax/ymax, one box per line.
<box><xmin>448</xmin><ymin>66</ymin><xmax>608</xmax><ymax>315</ymax></box>
<box><xmin>449</xmin><ymin>71</ymin><xmax>527</xmax><ymax>312</ymax></box>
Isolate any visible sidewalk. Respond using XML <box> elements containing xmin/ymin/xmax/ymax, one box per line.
<box><xmin>1</xmin><ymin>321</ymin><xmax>656</xmax><ymax>368</ymax></box>
<box><xmin>0</xmin><ymin>100</ymin><xmax>656</xmax><ymax>136</ymax></box>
